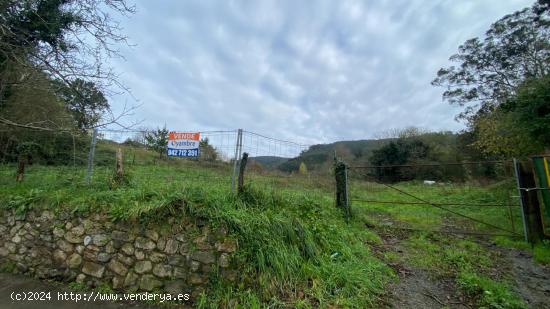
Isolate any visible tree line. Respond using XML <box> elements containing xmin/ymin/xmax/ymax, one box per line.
<box><xmin>360</xmin><ymin>1</ymin><xmax>550</xmax><ymax>182</ymax></box>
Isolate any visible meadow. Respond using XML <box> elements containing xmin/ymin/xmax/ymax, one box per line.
<box><xmin>0</xmin><ymin>151</ymin><xmax>546</xmax><ymax>308</ymax></box>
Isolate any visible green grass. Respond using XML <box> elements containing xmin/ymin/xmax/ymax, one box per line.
<box><xmin>351</xmin><ymin>179</ymin><xmax>524</xmax><ymax>236</ymax></box>
<box><xmin>1</xmin><ymin>157</ymin><xmax>546</xmax><ymax>307</ymax></box>
<box><xmin>533</xmin><ymin>241</ymin><xmax>550</xmax><ymax>264</ymax></box>
<box><xmin>404</xmin><ymin>233</ymin><xmax>493</xmax><ymax>276</ymax></box>
<box><xmin>457</xmin><ymin>272</ymin><xmax>525</xmax><ymax>309</ymax></box>
<box><xmin>0</xmin><ymin>162</ymin><xmax>392</xmax><ymax>308</ymax></box>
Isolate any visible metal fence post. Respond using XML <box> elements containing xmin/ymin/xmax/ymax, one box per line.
<box><xmin>86</xmin><ymin>128</ymin><xmax>98</xmax><ymax>184</ymax></box>
<box><xmin>231</xmin><ymin>129</ymin><xmax>243</xmax><ymax>192</ymax></box>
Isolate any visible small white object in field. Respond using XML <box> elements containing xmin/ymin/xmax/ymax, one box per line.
<box><xmin>423</xmin><ymin>180</ymin><xmax>436</xmax><ymax>185</ymax></box>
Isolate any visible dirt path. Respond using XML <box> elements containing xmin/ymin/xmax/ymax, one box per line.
<box><xmin>369</xmin><ymin>214</ymin><xmax>550</xmax><ymax>309</ymax></box>
<box><xmin>372</xmin><ymin>226</ymin><xmax>471</xmax><ymax>308</ymax></box>
<box><xmin>389</xmin><ymin>268</ymin><xmax>468</xmax><ymax>309</ymax></box>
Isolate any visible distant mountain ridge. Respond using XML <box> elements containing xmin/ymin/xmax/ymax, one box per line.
<box><xmin>249</xmin><ymin>138</ymin><xmax>396</xmax><ymax>172</ymax></box>
<box><xmin>250</xmin><ymin>131</ymin><xmax>466</xmax><ymax>173</ymax></box>
<box><xmin>276</xmin><ymin>138</ymin><xmax>394</xmax><ymax>172</ymax></box>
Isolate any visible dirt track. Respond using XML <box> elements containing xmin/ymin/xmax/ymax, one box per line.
<box><xmin>373</xmin><ymin>224</ymin><xmax>550</xmax><ymax>309</ymax></box>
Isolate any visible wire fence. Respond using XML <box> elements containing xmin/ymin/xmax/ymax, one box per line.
<box><xmin>347</xmin><ymin>160</ymin><xmax>524</xmax><ymax>237</ymax></box>
<box><xmin>0</xmin><ymin>127</ymin><xmax>535</xmax><ymax>241</ymax></box>
<box><xmin>0</xmin><ymin>128</ymin><xmax>329</xmax><ymax>193</ymax></box>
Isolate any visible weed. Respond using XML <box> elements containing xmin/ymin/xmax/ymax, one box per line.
<box><xmin>95</xmin><ymin>282</ymin><xmax>114</xmax><ymax>294</ymax></box>
<box><xmin>5</xmin><ymin>189</ymin><xmax>43</xmax><ymax>215</ymax></box>
<box><xmin>0</xmin><ymin>260</ymin><xmax>17</xmax><ymax>273</ymax></box>
<box><xmin>68</xmin><ymin>282</ymin><xmax>86</xmax><ymax>290</ymax></box>
<box><xmin>457</xmin><ymin>271</ymin><xmax>526</xmax><ymax>309</ymax></box>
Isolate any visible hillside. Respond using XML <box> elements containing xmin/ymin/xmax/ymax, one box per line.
<box><xmin>278</xmin><ymin>138</ymin><xmax>392</xmax><ymax>172</ymax></box>
<box><xmin>274</xmin><ymin>131</ymin><xmax>465</xmax><ymax>173</ymax></box>
<box><xmin>249</xmin><ymin>156</ymin><xmax>289</xmax><ymax>169</ymax></box>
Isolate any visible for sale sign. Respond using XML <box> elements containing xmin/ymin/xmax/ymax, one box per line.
<box><xmin>167</xmin><ymin>132</ymin><xmax>200</xmax><ymax>157</ymax></box>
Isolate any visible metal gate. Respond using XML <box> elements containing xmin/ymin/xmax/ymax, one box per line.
<box><xmin>347</xmin><ymin>161</ymin><xmax>524</xmax><ymax>238</ymax></box>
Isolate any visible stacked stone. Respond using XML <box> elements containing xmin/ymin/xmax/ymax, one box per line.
<box><xmin>0</xmin><ymin>210</ymin><xmax>237</xmax><ymax>298</ymax></box>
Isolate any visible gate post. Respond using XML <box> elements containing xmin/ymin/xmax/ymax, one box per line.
<box><xmin>514</xmin><ymin>159</ymin><xmax>545</xmax><ymax>243</ymax></box>
<box><xmin>531</xmin><ymin>156</ymin><xmax>550</xmax><ymax>237</ymax></box>
<box><xmin>334</xmin><ymin>157</ymin><xmax>351</xmax><ymax>220</ymax></box>
<box><xmin>231</xmin><ymin>129</ymin><xmax>243</xmax><ymax>193</ymax></box>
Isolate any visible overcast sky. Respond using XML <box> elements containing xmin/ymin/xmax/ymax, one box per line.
<box><xmin>110</xmin><ymin>0</ymin><xmax>532</xmax><ymax>145</ymax></box>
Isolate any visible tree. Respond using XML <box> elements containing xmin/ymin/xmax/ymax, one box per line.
<box><xmin>54</xmin><ymin>78</ymin><xmax>109</xmax><ymax>131</ymax></box>
<box><xmin>145</xmin><ymin>127</ymin><xmax>168</xmax><ymax>159</ymax></box>
<box><xmin>0</xmin><ymin>0</ymin><xmax>135</xmax><ymax>131</ymax></box>
<box><xmin>471</xmin><ymin>109</ymin><xmax>538</xmax><ymax>157</ymax></box>
<box><xmin>199</xmin><ymin>138</ymin><xmax>219</xmax><ymax>162</ymax></box>
<box><xmin>368</xmin><ymin>138</ymin><xmax>431</xmax><ymax>182</ymax></box>
<box><xmin>432</xmin><ymin>2</ymin><xmax>550</xmax><ymax>123</ymax></box>
<box><xmin>373</xmin><ymin>126</ymin><xmax>429</xmax><ymax>139</ymax></box>
<box><xmin>510</xmin><ymin>76</ymin><xmax>550</xmax><ymax>150</ymax></box>
<box><xmin>473</xmin><ymin>75</ymin><xmax>550</xmax><ymax>156</ymax></box>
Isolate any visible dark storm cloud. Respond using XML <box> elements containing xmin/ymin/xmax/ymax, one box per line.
<box><xmin>109</xmin><ymin>0</ymin><xmax>532</xmax><ymax>144</ymax></box>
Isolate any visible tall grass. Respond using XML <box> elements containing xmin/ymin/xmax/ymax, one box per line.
<box><xmin>0</xmin><ymin>164</ymin><xmax>393</xmax><ymax>308</ymax></box>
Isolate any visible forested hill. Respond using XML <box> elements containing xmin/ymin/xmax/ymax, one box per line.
<box><xmin>276</xmin><ymin>138</ymin><xmax>392</xmax><ymax>172</ymax></box>
<box><xmin>270</xmin><ymin>131</ymin><xmax>486</xmax><ymax>173</ymax></box>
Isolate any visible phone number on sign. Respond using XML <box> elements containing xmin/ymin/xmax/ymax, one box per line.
<box><xmin>167</xmin><ymin>148</ymin><xmax>199</xmax><ymax>157</ymax></box>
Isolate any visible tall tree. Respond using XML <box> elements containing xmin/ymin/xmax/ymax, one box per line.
<box><xmin>432</xmin><ymin>2</ymin><xmax>550</xmax><ymax>123</ymax></box>
<box><xmin>474</xmin><ymin>75</ymin><xmax>550</xmax><ymax>155</ymax></box>
<box><xmin>0</xmin><ymin>0</ymin><xmax>135</xmax><ymax>131</ymax></box>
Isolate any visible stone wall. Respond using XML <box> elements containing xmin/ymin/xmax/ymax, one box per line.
<box><xmin>0</xmin><ymin>208</ymin><xmax>237</xmax><ymax>299</ymax></box>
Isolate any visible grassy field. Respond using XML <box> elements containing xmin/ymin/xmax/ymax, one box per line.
<box><xmin>0</xmin><ymin>153</ymin><xmax>548</xmax><ymax>308</ymax></box>
<box><xmin>349</xmin><ymin>179</ymin><xmax>524</xmax><ymax>236</ymax></box>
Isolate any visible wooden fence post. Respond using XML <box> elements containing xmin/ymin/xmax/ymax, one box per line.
<box><xmin>238</xmin><ymin>152</ymin><xmax>249</xmax><ymax>194</ymax></box>
<box><xmin>334</xmin><ymin>158</ymin><xmax>351</xmax><ymax>220</ymax></box>
<box><xmin>15</xmin><ymin>155</ymin><xmax>25</xmax><ymax>182</ymax></box>
<box><xmin>515</xmin><ymin>159</ymin><xmax>545</xmax><ymax>243</ymax></box>
<box><xmin>116</xmin><ymin>148</ymin><xmax>124</xmax><ymax>179</ymax></box>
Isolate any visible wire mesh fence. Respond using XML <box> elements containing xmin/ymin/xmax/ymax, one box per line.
<box><xmin>1</xmin><ymin>127</ymin><xmax>528</xmax><ymax>238</ymax></box>
<box><xmin>0</xmin><ymin>128</ymin><xmax>333</xmax><ymax>194</ymax></box>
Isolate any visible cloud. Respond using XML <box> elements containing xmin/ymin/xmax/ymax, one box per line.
<box><xmin>109</xmin><ymin>0</ymin><xmax>532</xmax><ymax>145</ymax></box>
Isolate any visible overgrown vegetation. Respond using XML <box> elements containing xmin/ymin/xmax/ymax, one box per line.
<box><xmin>0</xmin><ymin>161</ymin><xmax>393</xmax><ymax>307</ymax></box>
<box><xmin>1</xmin><ymin>146</ymin><xmax>547</xmax><ymax>307</ymax></box>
